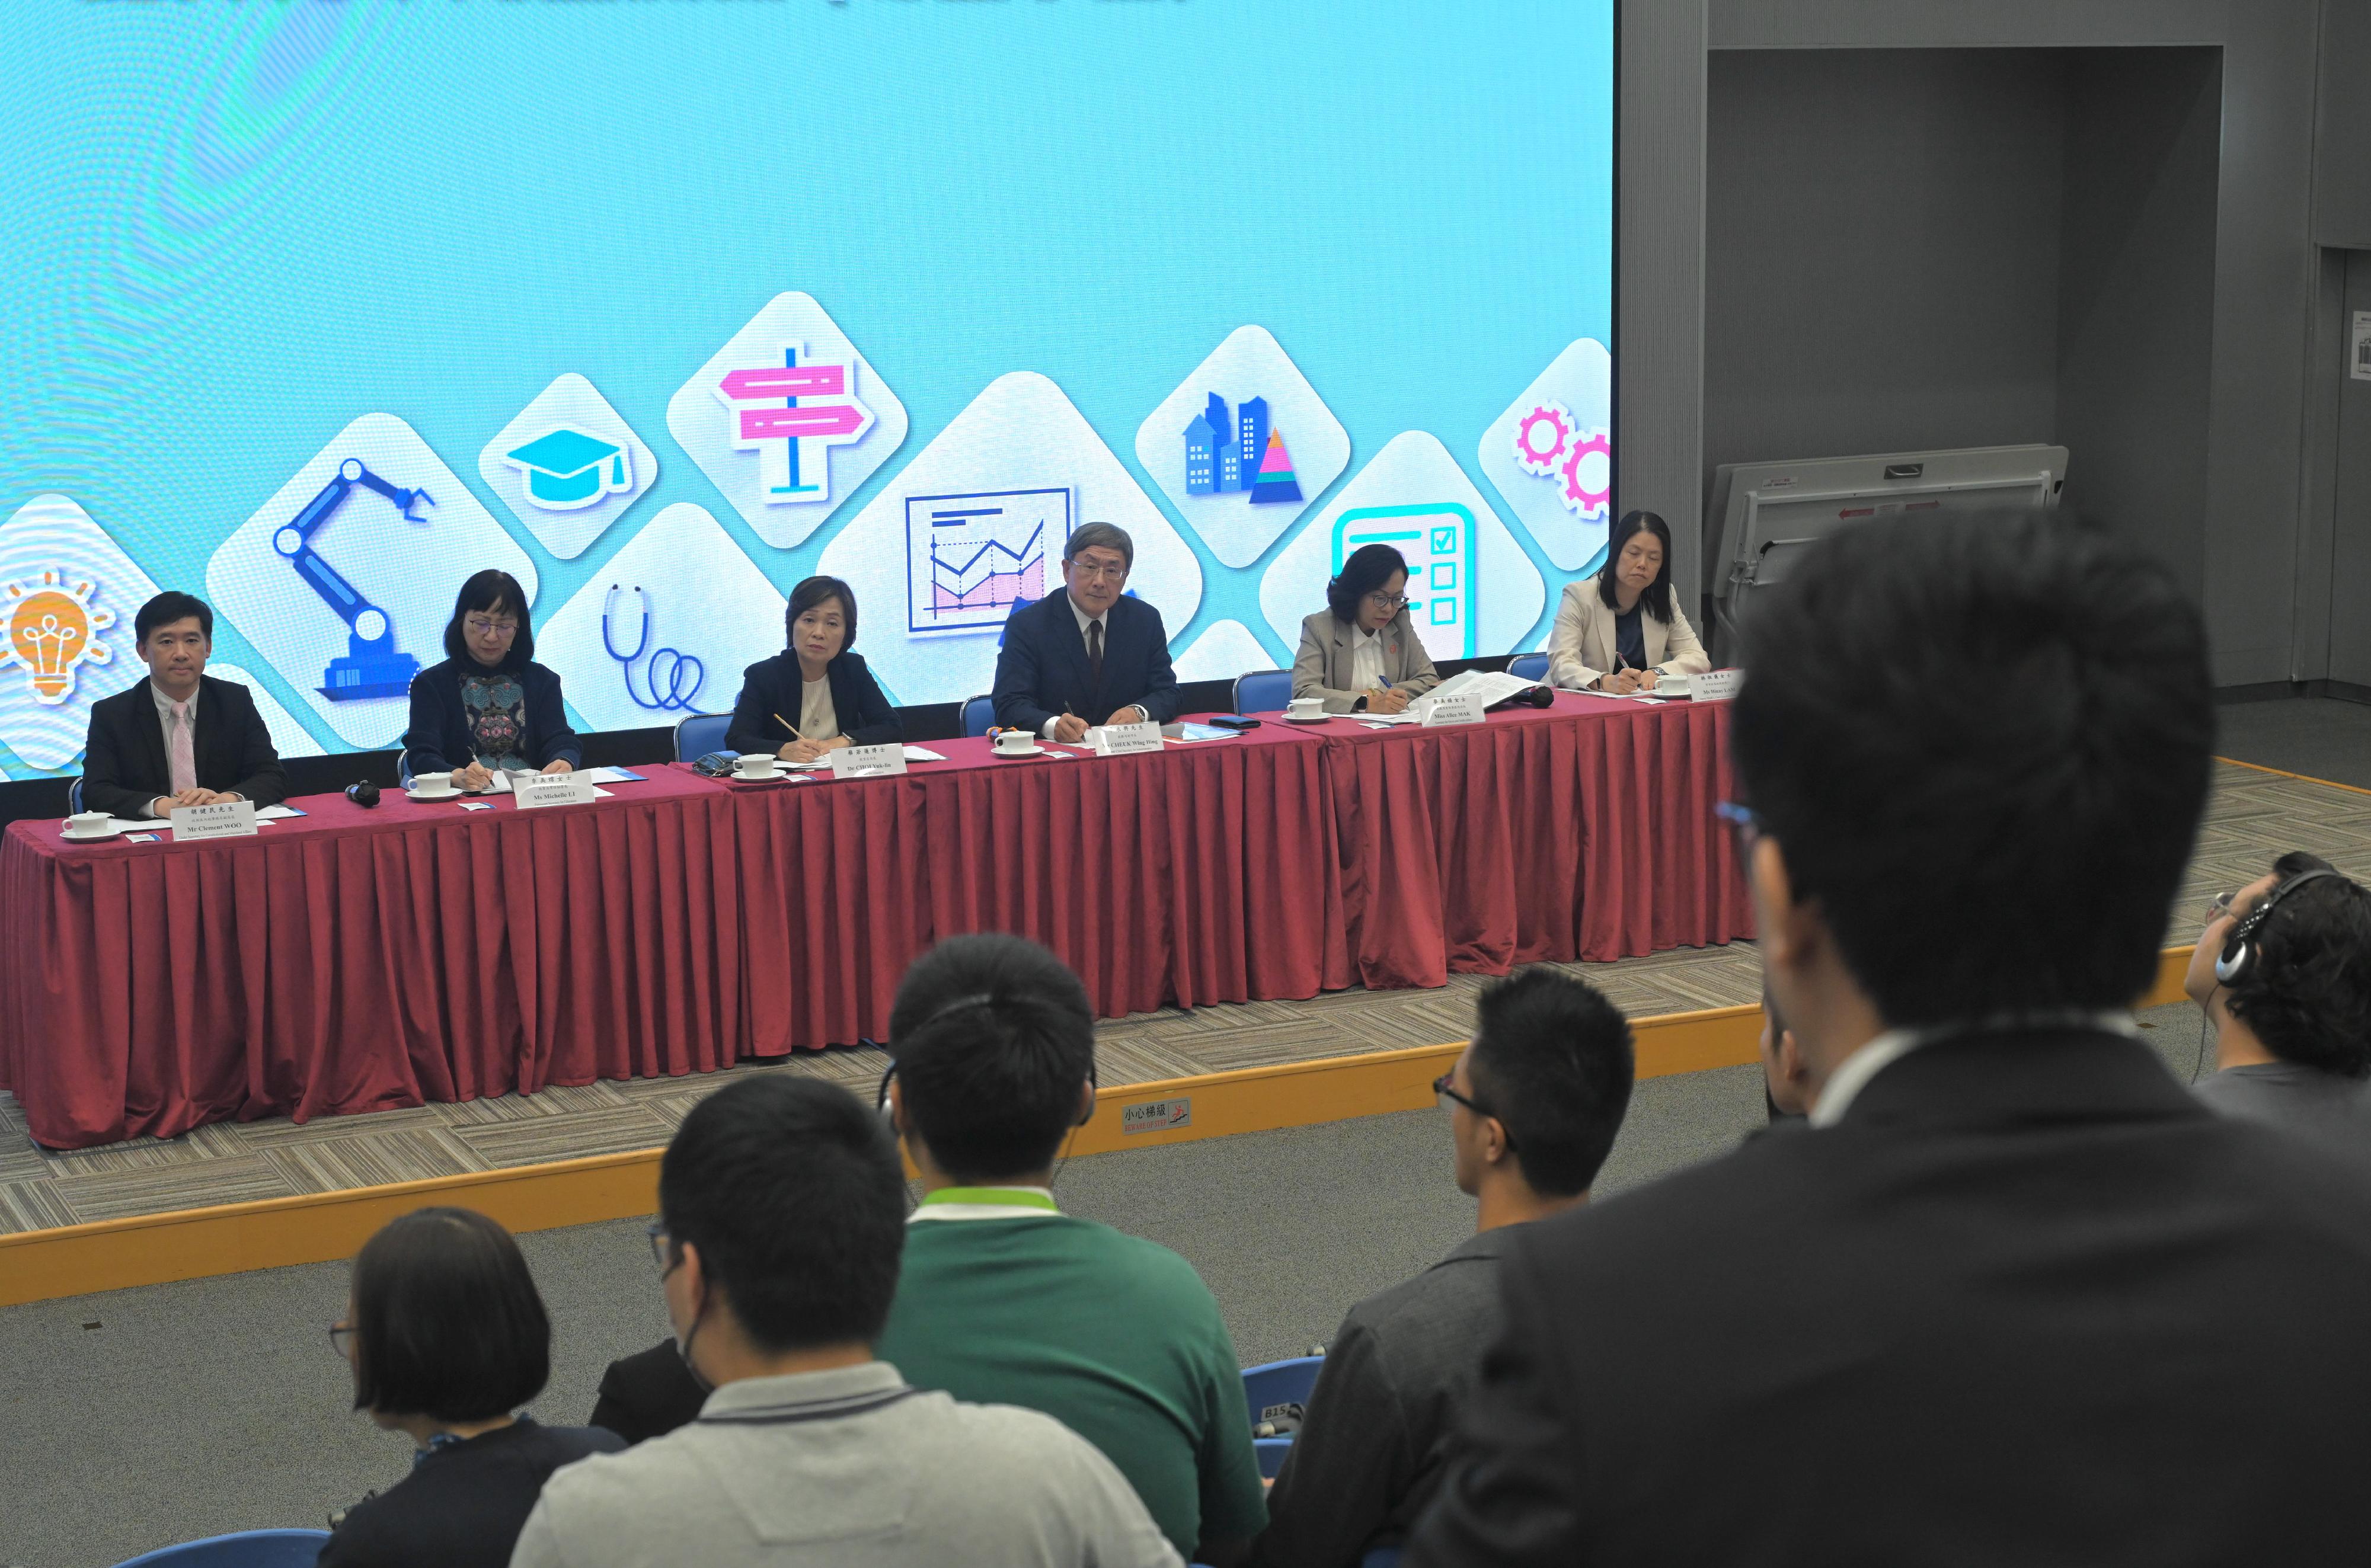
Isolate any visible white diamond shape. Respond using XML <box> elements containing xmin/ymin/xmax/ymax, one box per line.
<box><xmin>1134</xmin><ymin>325</ymin><xmax>1350</xmax><ymax>569</ymax></box>
<box><xmin>0</xmin><ymin>495</ymin><xmax>160</xmax><ymax>772</ymax></box>
<box><xmin>478</xmin><ymin>373</ymin><xmax>658</xmax><ymax>560</ymax></box>
<box><xmin>1260</xmin><ymin>432</ymin><xmax>1543</xmax><ymax>665</ymax></box>
<box><xmin>206</xmin><ymin>414</ymin><xmax>539</xmax><ymax>751</ymax></box>
<box><xmin>536</xmin><ymin>503</ymin><xmax>789</xmax><ymax>736</ymax></box>
<box><xmin>667</xmin><ymin>292</ymin><xmax>909</xmax><ymax>551</ymax></box>
<box><xmin>1171</xmin><ymin>618</ymin><xmax>1277</xmax><ymax>686</ymax></box>
<box><xmin>1477</xmin><ymin>337</ymin><xmax>1614</xmax><ymax>573</ymax></box>
<box><xmin>817</xmin><ymin>372</ymin><xmax>1203</xmax><ymax>706</ymax></box>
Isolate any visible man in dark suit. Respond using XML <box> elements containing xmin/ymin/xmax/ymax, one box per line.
<box><xmin>79</xmin><ymin>590</ymin><xmax>287</xmax><ymax>820</ymax></box>
<box><xmin>1407</xmin><ymin>513</ymin><xmax>2371</xmax><ymax>1565</ymax></box>
<box><xmin>990</xmin><ymin>521</ymin><xmax>1178</xmax><ymax>742</ymax></box>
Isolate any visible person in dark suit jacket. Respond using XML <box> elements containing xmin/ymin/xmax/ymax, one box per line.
<box><xmin>990</xmin><ymin>522</ymin><xmax>1178</xmax><ymax>741</ymax></box>
<box><xmin>589</xmin><ymin>1340</ymin><xmax>709</xmax><ymax>1445</ymax></box>
<box><xmin>1408</xmin><ymin>512</ymin><xmax>2371</xmax><ymax>1566</ymax></box>
<box><xmin>323</xmin><ymin>1207</ymin><xmax>621</xmax><ymax>1568</ymax></box>
<box><xmin>401</xmin><ymin>569</ymin><xmax>580</xmax><ymax>790</ymax></box>
<box><xmin>79</xmin><ymin>591</ymin><xmax>287</xmax><ymax>819</ymax></box>
<box><xmin>724</xmin><ymin>575</ymin><xmax>899</xmax><ymax>761</ymax></box>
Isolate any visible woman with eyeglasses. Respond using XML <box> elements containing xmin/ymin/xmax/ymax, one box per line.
<box><xmin>723</xmin><ymin>575</ymin><xmax>899</xmax><ymax>764</ymax></box>
<box><xmin>320</xmin><ymin>1207</ymin><xmax>622</xmax><ymax>1568</ymax></box>
<box><xmin>401</xmin><ymin>569</ymin><xmax>581</xmax><ymax>791</ymax></box>
<box><xmin>1545</xmin><ymin>509</ymin><xmax>1710</xmax><ymax>695</ymax></box>
<box><xmin>1292</xmin><ymin>542</ymin><xmax>1442</xmax><ymax>714</ymax></box>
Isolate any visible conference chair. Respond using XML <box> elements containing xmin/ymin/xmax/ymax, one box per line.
<box><xmin>1508</xmin><ymin>651</ymin><xmax>1549</xmax><ymax>683</ymax></box>
<box><xmin>111</xmin><ymin>1528</ymin><xmax>331</xmax><ymax>1568</ymax></box>
<box><xmin>1233</xmin><ymin>669</ymin><xmax>1292</xmax><ymax>715</ymax></box>
<box><xmin>1242</xmin><ymin>1353</ymin><xmax>1324</xmax><ymax>1479</ymax></box>
<box><xmin>68</xmin><ymin>776</ymin><xmax>84</xmax><ymax>814</ymax></box>
<box><xmin>674</xmin><ymin>711</ymin><xmax>733</xmax><ymax>761</ymax></box>
<box><xmin>961</xmin><ymin>695</ymin><xmax>997</xmax><ymax>737</ymax></box>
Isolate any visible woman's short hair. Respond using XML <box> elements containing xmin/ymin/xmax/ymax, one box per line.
<box><xmin>1327</xmin><ymin>543</ymin><xmax>1410</xmax><ymax>625</ymax></box>
<box><xmin>348</xmin><ymin>1207</ymin><xmax>550</xmax><ymax>1422</ymax></box>
<box><xmin>785</xmin><ymin>576</ymin><xmax>858</xmax><ymax>654</ymax></box>
<box><xmin>1595</xmin><ymin>510</ymin><xmax>1676</xmax><ymax>624</ymax></box>
<box><xmin>442</xmin><ymin>570</ymin><xmax>535</xmax><ymax>668</ymax></box>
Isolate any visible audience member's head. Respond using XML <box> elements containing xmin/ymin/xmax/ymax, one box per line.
<box><xmin>1443</xmin><ymin>968</ymin><xmax>1634</xmax><ymax>1215</ymax></box>
<box><xmin>655</xmin><ymin>1076</ymin><xmax>908</xmax><ymax>1380</ymax></box>
<box><xmin>2187</xmin><ymin>850</ymin><xmax>2371</xmax><ymax>1079</ymax></box>
<box><xmin>339</xmin><ymin>1207</ymin><xmax>549</xmax><ymax>1432</ymax></box>
<box><xmin>887</xmin><ymin>933</ymin><xmax>1097</xmax><ymax>1185</ymax></box>
<box><xmin>1759</xmin><ymin>980</ymin><xmax>1810</xmax><ymax>1119</ymax></box>
<box><xmin>1733</xmin><ymin>511</ymin><xmax>2213</xmax><ymax>1073</ymax></box>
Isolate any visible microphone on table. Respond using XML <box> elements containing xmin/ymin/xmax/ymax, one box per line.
<box><xmin>346</xmin><ymin>781</ymin><xmax>381</xmax><ymax>809</ymax></box>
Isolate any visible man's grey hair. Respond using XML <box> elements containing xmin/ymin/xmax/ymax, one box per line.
<box><xmin>1063</xmin><ymin>521</ymin><xmax>1133</xmax><ymax>570</ymax></box>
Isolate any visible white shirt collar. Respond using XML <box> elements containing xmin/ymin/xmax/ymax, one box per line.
<box><xmin>152</xmin><ymin>683</ymin><xmax>195</xmax><ymax>719</ymax></box>
<box><xmin>1353</xmin><ymin>623</ymin><xmax>1382</xmax><ymax>646</ymax></box>
<box><xmin>908</xmin><ymin>1185</ymin><xmax>1060</xmax><ymax>1223</ymax></box>
<box><xmin>1067</xmin><ymin>593</ymin><xmax>1105</xmax><ymax>637</ymax></box>
<box><xmin>1808</xmin><ymin>1010</ymin><xmax>2142</xmax><ymax>1127</ymax></box>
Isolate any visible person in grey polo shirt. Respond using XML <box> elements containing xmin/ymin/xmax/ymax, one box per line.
<box><xmin>2186</xmin><ymin>850</ymin><xmax>2371</xmax><ymax>1147</ymax></box>
<box><xmin>1245</xmin><ymin>969</ymin><xmax>1637</xmax><ymax>1568</ymax></box>
<box><xmin>509</xmin><ymin>1076</ymin><xmax>1178</xmax><ymax>1568</ymax></box>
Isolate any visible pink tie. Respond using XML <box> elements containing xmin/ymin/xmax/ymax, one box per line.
<box><xmin>167</xmin><ymin>700</ymin><xmax>197</xmax><ymax>795</ymax></box>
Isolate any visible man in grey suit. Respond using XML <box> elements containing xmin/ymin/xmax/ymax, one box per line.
<box><xmin>1244</xmin><ymin>969</ymin><xmax>1635</xmax><ymax>1568</ymax></box>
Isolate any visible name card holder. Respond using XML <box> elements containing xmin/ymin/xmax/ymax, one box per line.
<box><xmin>170</xmin><ymin>800</ymin><xmax>258</xmax><ymax>841</ymax></box>
<box><xmin>1687</xmin><ymin>668</ymin><xmax>1744</xmax><ymax>702</ymax></box>
<box><xmin>827</xmin><ymin>743</ymin><xmax>908</xmax><ymax>779</ymax></box>
<box><xmin>1093</xmin><ymin>721</ymin><xmax>1165</xmax><ymax>756</ymax></box>
<box><xmin>1419</xmin><ymin>695</ymin><xmax>1485</xmax><ymax>728</ymax></box>
<box><xmin>515</xmin><ymin>772</ymin><xmax>599</xmax><ymax>810</ymax></box>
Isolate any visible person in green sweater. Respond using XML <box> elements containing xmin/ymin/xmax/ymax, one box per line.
<box><xmin>873</xmin><ymin>933</ymin><xmax>1268</xmax><ymax>1567</ymax></box>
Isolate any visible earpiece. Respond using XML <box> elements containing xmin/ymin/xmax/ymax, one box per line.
<box><xmin>2215</xmin><ymin>869</ymin><xmax>2341</xmax><ymax>985</ymax></box>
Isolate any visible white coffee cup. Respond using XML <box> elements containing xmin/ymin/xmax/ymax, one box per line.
<box><xmin>994</xmin><ymin>729</ymin><xmax>1035</xmax><ymax>754</ymax></box>
<box><xmin>66</xmin><ymin>810</ymin><xmax>109</xmax><ymax>834</ymax></box>
<box><xmin>413</xmin><ymin>772</ymin><xmax>452</xmax><ymax>795</ymax></box>
<box><xmin>1287</xmin><ymin>696</ymin><xmax>1324</xmax><ymax>718</ymax></box>
<box><xmin>736</xmin><ymin>753</ymin><xmax>777</xmax><ymax>779</ymax></box>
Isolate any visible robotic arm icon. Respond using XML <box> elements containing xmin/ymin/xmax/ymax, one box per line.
<box><xmin>272</xmin><ymin>459</ymin><xmax>432</xmax><ymax>700</ymax></box>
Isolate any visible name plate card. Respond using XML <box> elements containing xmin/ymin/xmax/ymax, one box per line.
<box><xmin>1093</xmin><ymin>721</ymin><xmax>1165</xmax><ymax>756</ymax></box>
<box><xmin>1687</xmin><ymin>668</ymin><xmax>1744</xmax><ymax>702</ymax></box>
<box><xmin>169</xmin><ymin>800</ymin><xmax>258</xmax><ymax>841</ymax></box>
<box><xmin>827</xmin><ymin>743</ymin><xmax>908</xmax><ymax>779</ymax></box>
<box><xmin>515</xmin><ymin>772</ymin><xmax>599</xmax><ymax>810</ymax></box>
<box><xmin>1419</xmin><ymin>695</ymin><xmax>1485</xmax><ymax>728</ymax></box>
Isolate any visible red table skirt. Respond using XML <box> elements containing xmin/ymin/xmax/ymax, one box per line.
<box><xmin>0</xmin><ymin>702</ymin><xmax>1747</xmax><ymax>1148</ymax></box>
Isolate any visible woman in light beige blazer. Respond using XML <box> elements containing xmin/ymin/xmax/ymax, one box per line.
<box><xmin>1292</xmin><ymin>543</ymin><xmax>1442</xmax><ymax>713</ymax></box>
<box><xmin>1546</xmin><ymin>510</ymin><xmax>1710</xmax><ymax>693</ymax></box>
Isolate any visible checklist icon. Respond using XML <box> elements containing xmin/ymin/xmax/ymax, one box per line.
<box><xmin>1334</xmin><ymin>502</ymin><xmax>1477</xmax><ymax>660</ymax></box>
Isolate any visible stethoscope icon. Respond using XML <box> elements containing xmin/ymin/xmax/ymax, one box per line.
<box><xmin>602</xmin><ymin>584</ymin><xmax>705</xmax><ymax>712</ymax></box>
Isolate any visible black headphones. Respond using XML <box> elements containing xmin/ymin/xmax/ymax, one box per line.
<box><xmin>2214</xmin><ymin>868</ymin><xmax>2341</xmax><ymax>986</ymax></box>
<box><xmin>875</xmin><ymin>993</ymin><xmax>1098</xmax><ymax>1128</ymax></box>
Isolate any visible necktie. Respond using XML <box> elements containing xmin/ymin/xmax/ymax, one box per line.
<box><xmin>1087</xmin><ymin>619</ymin><xmax>1104</xmax><ymax>705</ymax></box>
<box><xmin>167</xmin><ymin>700</ymin><xmax>197</xmax><ymax>795</ymax></box>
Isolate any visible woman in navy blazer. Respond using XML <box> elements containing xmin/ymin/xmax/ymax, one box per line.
<box><xmin>402</xmin><ymin>570</ymin><xmax>581</xmax><ymax>789</ymax></box>
<box><xmin>724</xmin><ymin>575</ymin><xmax>899</xmax><ymax>761</ymax></box>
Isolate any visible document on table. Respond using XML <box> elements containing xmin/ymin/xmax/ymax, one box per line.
<box><xmin>578</xmin><ymin>766</ymin><xmax>646</xmax><ymax>784</ymax></box>
<box><xmin>255</xmin><ymin>805</ymin><xmax>305</xmax><ymax>819</ymax></box>
<box><xmin>1163</xmin><ymin>723</ymin><xmax>1238</xmax><ymax>742</ymax></box>
<box><xmin>1568</xmin><ymin>687</ymin><xmax>1669</xmax><ymax>704</ymax></box>
<box><xmin>902</xmin><ymin>745</ymin><xmax>948</xmax><ymax>763</ymax></box>
<box><xmin>1356</xmin><ymin>669</ymin><xmax>1542</xmax><ymax>723</ymax></box>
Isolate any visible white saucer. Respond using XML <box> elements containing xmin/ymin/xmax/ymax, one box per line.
<box><xmin>1283</xmin><ymin>712</ymin><xmax>1331</xmax><ymax>723</ymax></box>
<box><xmin>61</xmin><ymin>824</ymin><xmax>121</xmax><ymax>842</ymax></box>
<box><xmin>405</xmin><ymin>787</ymin><xmax>463</xmax><ymax>802</ymax></box>
<box><xmin>990</xmin><ymin>744</ymin><xmax>1045</xmax><ymax>759</ymax></box>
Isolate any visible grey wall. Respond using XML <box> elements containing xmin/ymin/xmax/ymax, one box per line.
<box><xmin>2331</xmin><ymin>251</ymin><xmax>2371</xmax><ymax>685</ymax></box>
<box><xmin>2315</xmin><ymin>1</ymin><xmax>2371</xmax><ymax>249</ymax></box>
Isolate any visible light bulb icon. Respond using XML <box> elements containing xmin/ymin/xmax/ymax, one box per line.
<box><xmin>1</xmin><ymin>569</ymin><xmax>115</xmax><ymax>706</ymax></box>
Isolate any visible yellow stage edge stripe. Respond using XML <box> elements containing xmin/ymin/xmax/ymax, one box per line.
<box><xmin>2212</xmin><ymin>754</ymin><xmax>2371</xmax><ymax>798</ymax></box>
<box><xmin>0</xmin><ymin>946</ymin><xmax>2199</xmax><ymax>1308</ymax></box>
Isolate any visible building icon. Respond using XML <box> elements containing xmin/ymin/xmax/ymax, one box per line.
<box><xmin>1236</xmin><ymin>398</ymin><xmax>1269</xmax><ymax>491</ymax></box>
<box><xmin>1184</xmin><ymin>411</ymin><xmax>1220</xmax><ymax>495</ymax></box>
<box><xmin>1187</xmin><ymin>392</ymin><xmax>1280</xmax><ymax>500</ymax></box>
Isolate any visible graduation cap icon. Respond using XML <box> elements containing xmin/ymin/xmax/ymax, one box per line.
<box><xmin>503</xmin><ymin>428</ymin><xmax>634</xmax><ymax>511</ymax></box>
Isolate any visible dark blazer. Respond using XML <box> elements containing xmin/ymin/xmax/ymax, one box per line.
<box><xmin>79</xmin><ymin>674</ymin><xmax>288</xmax><ymax>819</ymax></box>
<box><xmin>318</xmin><ymin>1418</ymin><xmax>622</xmax><ymax>1568</ymax></box>
<box><xmin>401</xmin><ymin>657</ymin><xmax>581</xmax><ymax>777</ymax></box>
<box><xmin>589</xmin><ymin>1339</ymin><xmax>709</xmax><ymax>1445</ymax></box>
<box><xmin>991</xmin><ymin>591</ymin><xmax>1179</xmax><ymax>731</ymax></box>
<box><xmin>723</xmin><ymin>650</ymin><xmax>899</xmax><ymax>756</ymax></box>
<box><xmin>1407</xmin><ymin>1028</ymin><xmax>2371</xmax><ymax>1566</ymax></box>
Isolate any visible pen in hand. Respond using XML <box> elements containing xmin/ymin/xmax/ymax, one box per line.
<box><xmin>774</xmin><ymin>712</ymin><xmax>803</xmax><ymax>740</ymax></box>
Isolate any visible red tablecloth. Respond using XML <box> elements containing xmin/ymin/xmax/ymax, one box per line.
<box><xmin>0</xmin><ymin>770</ymin><xmax>743</xmax><ymax>1147</ymax></box>
<box><xmin>1316</xmin><ymin>693</ymin><xmax>1755</xmax><ymax>988</ymax></box>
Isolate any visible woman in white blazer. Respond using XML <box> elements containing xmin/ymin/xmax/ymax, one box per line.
<box><xmin>1292</xmin><ymin>543</ymin><xmax>1442</xmax><ymax>713</ymax></box>
<box><xmin>1546</xmin><ymin>509</ymin><xmax>1710</xmax><ymax>694</ymax></box>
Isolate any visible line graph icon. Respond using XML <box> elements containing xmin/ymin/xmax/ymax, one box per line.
<box><xmin>904</xmin><ymin>487</ymin><xmax>1072</xmax><ymax>636</ymax></box>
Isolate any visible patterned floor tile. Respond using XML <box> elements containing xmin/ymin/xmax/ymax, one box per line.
<box><xmin>0</xmin><ymin>1177</ymin><xmax>79</xmax><ymax>1234</ymax></box>
<box><xmin>50</xmin><ymin>1158</ymin><xmax>299</xmax><ymax>1225</ymax></box>
<box><xmin>432</xmin><ymin>1081</ymin><xmax>634</xmax><ymax>1127</ymax></box>
<box><xmin>450</xmin><ymin>1107</ymin><xmax>675</xmax><ymax>1167</ymax></box>
<box><xmin>261</xmin><ymin>1129</ymin><xmax>491</xmax><ymax>1195</ymax></box>
<box><xmin>36</xmin><ymin>1120</ymin><xmax>249</xmax><ymax>1179</ymax></box>
<box><xmin>232</xmin><ymin>1104</ymin><xmax>457</xmax><ymax>1148</ymax></box>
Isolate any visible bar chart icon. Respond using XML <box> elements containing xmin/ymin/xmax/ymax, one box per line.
<box><xmin>905</xmin><ymin>487</ymin><xmax>1072</xmax><ymax>635</ymax></box>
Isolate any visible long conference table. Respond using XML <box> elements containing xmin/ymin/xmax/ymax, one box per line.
<box><xmin>0</xmin><ymin>694</ymin><xmax>1753</xmax><ymax>1149</ymax></box>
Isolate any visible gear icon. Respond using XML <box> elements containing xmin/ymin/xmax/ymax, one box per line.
<box><xmin>1512</xmin><ymin>402</ymin><xmax>1574</xmax><ymax>476</ymax></box>
<box><xmin>1558</xmin><ymin>427</ymin><xmax>1612</xmax><ymax>519</ymax></box>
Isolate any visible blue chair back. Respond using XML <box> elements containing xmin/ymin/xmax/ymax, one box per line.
<box><xmin>1232</xmin><ymin>669</ymin><xmax>1293</xmax><ymax>715</ymax></box>
<box><xmin>1507</xmin><ymin>651</ymin><xmax>1549</xmax><ymax>683</ymax></box>
<box><xmin>112</xmin><ymin>1529</ymin><xmax>333</xmax><ymax>1568</ymax></box>
<box><xmin>961</xmin><ymin>695</ymin><xmax>997</xmax><ymax>738</ymax></box>
<box><xmin>674</xmin><ymin>711</ymin><xmax>733</xmax><ymax>761</ymax></box>
<box><xmin>1362</xmin><ymin>1550</ymin><xmax>1404</xmax><ymax>1568</ymax></box>
<box><xmin>1254</xmin><ymin>1435</ymin><xmax>1293</xmax><ymax>1479</ymax></box>
<box><xmin>69</xmin><ymin>776</ymin><xmax>85</xmax><ymax>814</ymax></box>
<box><xmin>1242</xmin><ymin>1354</ymin><xmax>1323</xmax><ymax>1426</ymax></box>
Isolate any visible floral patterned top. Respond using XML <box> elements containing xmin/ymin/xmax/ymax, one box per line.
<box><xmin>460</xmin><ymin>671</ymin><xmax>530</xmax><ymax>771</ymax></box>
